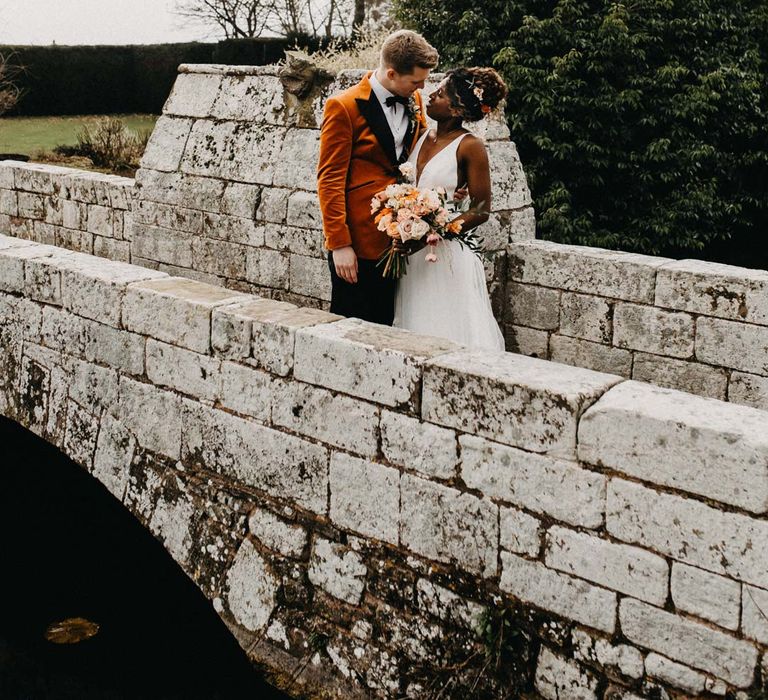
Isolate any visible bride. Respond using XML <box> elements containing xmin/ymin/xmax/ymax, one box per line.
<box><xmin>393</xmin><ymin>67</ymin><xmax>507</xmax><ymax>351</ymax></box>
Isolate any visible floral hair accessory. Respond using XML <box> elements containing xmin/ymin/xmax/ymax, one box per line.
<box><xmin>467</xmin><ymin>78</ymin><xmax>492</xmax><ymax>114</ymax></box>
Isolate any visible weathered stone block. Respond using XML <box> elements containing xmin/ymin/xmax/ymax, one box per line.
<box><xmin>549</xmin><ymin>335</ymin><xmax>632</xmax><ymax>376</ymax></box>
<box><xmin>415</xmin><ymin>579</ymin><xmax>485</xmax><ymax>629</ymax></box>
<box><xmin>488</xmin><ymin>141</ymin><xmax>533</xmax><ymax>211</ymax></box>
<box><xmin>0</xmin><ymin>239</ymin><xmax>41</xmax><ymax>293</ymax></box>
<box><xmin>114</xmin><ymin>376</ymin><xmax>183</xmax><ymax>458</ymax></box>
<box><xmin>248</xmin><ymin>507</ymin><xmax>307</xmax><ymax>558</ymax></box>
<box><xmin>696</xmin><ymin>316</ymin><xmax>768</xmax><ymax>375</ymax></box>
<box><xmin>607</xmin><ymin>479</ymin><xmax>768</xmax><ymax>589</ymax></box>
<box><xmin>613</xmin><ymin>302</ymin><xmax>694</xmax><ymax>358</ymax></box>
<box><xmin>123</xmin><ymin>277</ymin><xmax>245</xmax><ymax>353</ymax></box>
<box><xmin>191</xmin><ymin>237</ymin><xmax>247</xmax><ymax>280</ymax></box>
<box><xmin>500</xmin><ymin>553</ymin><xmax>616</xmax><ymax>633</ymax></box>
<box><xmin>92</xmin><ymin>413</ymin><xmax>135</xmax><ymax>501</ymax></box>
<box><xmin>264</xmin><ymin>223</ymin><xmax>324</xmax><ymax>258</ymax></box>
<box><xmin>729</xmin><ymin>372</ymin><xmax>768</xmax><ymax>411</ymax></box>
<box><xmin>0</xmin><ymin>189</ymin><xmax>18</xmax><ymax>216</ymax></box>
<box><xmin>93</xmin><ymin>235</ymin><xmax>131</xmax><ymax>263</ymax></box>
<box><xmin>742</xmin><ymin>585</ymin><xmax>768</xmax><ymax>645</ymax></box>
<box><xmin>218</xmin><ymin>360</ymin><xmax>272</xmax><ymax>421</ymax></box>
<box><xmin>64</xmin><ymin>400</ymin><xmax>100</xmax><ymax>469</ymax></box>
<box><xmin>146</xmin><ymin>339</ymin><xmax>221</xmax><ymax>401</ymax></box>
<box><xmin>460</xmin><ymin>434</ymin><xmax>606</xmax><ymax>527</ymax></box>
<box><xmin>134</xmin><ymin>199</ymin><xmax>203</xmax><ymax>233</ymax></box>
<box><xmin>632</xmin><ymin>351</ymin><xmax>728</xmax><ymax>400</ymax></box>
<box><xmin>17</xmin><ymin>191</ymin><xmax>45</xmax><ymax>219</ymax></box>
<box><xmin>288</xmin><ymin>253</ymin><xmax>330</xmax><ymax>301</ymax></box>
<box><xmin>579</xmin><ymin>381</ymin><xmax>768</xmax><ymax>513</ymax></box>
<box><xmin>423</xmin><ymin>350</ymin><xmax>620</xmax><ymax>457</ymax></box>
<box><xmin>250</xmin><ymin>305</ymin><xmax>339</xmax><ymax>375</ymax></box>
<box><xmin>620</xmin><ymin>598</ymin><xmax>758</xmax><ymax>687</ymax></box>
<box><xmin>136</xmin><ymin>170</ymin><xmax>225</xmax><ymax>212</ymax></box>
<box><xmin>0</xmin><ymin>163</ymin><xmax>15</xmax><ymax>189</ymax></box>
<box><xmin>221</xmin><ymin>182</ymin><xmax>265</xmax><ymax>221</ymax></box>
<box><xmin>509</xmin><ymin>240</ymin><xmax>672</xmax><ymax>303</ymax></box>
<box><xmin>178</xmin><ymin>119</ymin><xmax>236</xmax><ymax>179</ymax></box>
<box><xmin>381</xmin><ymin>410</ymin><xmax>458</xmax><ymax>480</ymax></box>
<box><xmin>60</xmin><ymin>256</ymin><xmax>166</xmax><ymax>327</ymax></box>
<box><xmin>286</xmin><ymin>190</ymin><xmax>323</xmax><ymax>229</ymax></box>
<box><xmin>13</xmin><ymin>163</ymin><xmax>59</xmax><ymax>194</ymax></box>
<box><xmin>273</xmin><ymin>129</ymin><xmax>320</xmax><ymax>189</ymax></box>
<box><xmin>645</xmin><ymin>653</ymin><xmax>707</xmax><ymax>695</ymax></box>
<box><xmin>560</xmin><ymin>292</ymin><xmax>613</xmax><ymax>344</ymax></box>
<box><xmin>61</xmin><ymin>199</ymin><xmax>88</xmax><ymax>230</ymax></box>
<box><xmin>140</xmin><ymin>116</ymin><xmax>194</xmax><ymax>172</ymax></box>
<box><xmin>545</xmin><ymin>526</ymin><xmax>668</xmax><ymax>605</ymax></box>
<box><xmin>273</xmin><ymin>381</ymin><xmax>379</xmax><ymax>457</ymax></box>
<box><xmin>505</xmin><ymin>324</ymin><xmax>549</xmax><ymax>358</ymax></box>
<box><xmin>131</xmin><ymin>223</ymin><xmax>194</xmax><ymax>268</ymax></box>
<box><xmin>210</xmin><ymin>297</ymin><xmax>291</xmax><ymax>359</ymax></box>
<box><xmin>571</xmin><ymin>629</ymin><xmax>644</xmax><ymax>680</ymax></box>
<box><xmin>209</xmin><ymin>74</ymin><xmax>285</xmax><ymax>123</ymax></box>
<box><xmin>181</xmin><ymin>401</ymin><xmax>328</xmax><ymax>513</ymax></box>
<box><xmin>500</xmin><ymin>506</ymin><xmax>541</xmax><ymax>556</ymax></box>
<box><xmin>671</xmin><ymin>562</ymin><xmax>740</xmax><ymax>630</ymax></box>
<box><xmin>202</xmin><ymin>212</ymin><xmax>265</xmax><ymax>246</ymax></box>
<box><xmin>295</xmin><ymin>318</ymin><xmax>457</xmax><ymax>413</ymax></box>
<box><xmin>535</xmin><ymin>647</ymin><xmax>599</xmax><ymax>700</ymax></box>
<box><xmin>401</xmin><ymin>473</ymin><xmax>498</xmax><ymax>577</ymax></box>
<box><xmin>255</xmin><ymin>187</ymin><xmax>289</xmax><ymax>224</ymax></box>
<box><xmin>244</xmin><ymin>246</ymin><xmax>289</xmax><ymax>289</ymax></box>
<box><xmin>507</xmin><ymin>283</ymin><xmax>560</xmax><ymax>330</ymax></box>
<box><xmin>55</xmin><ymin>227</ymin><xmax>93</xmax><ymax>255</ymax></box>
<box><xmin>329</xmin><ymin>452</ymin><xmax>399</xmax><ymax>544</ymax></box>
<box><xmin>308</xmin><ymin>538</ymin><xmax>367</xmax><ymax>605</ymax></box>
<box><xmin>40</xmin><ymin>306</ymin><xmax>145</xmax><ymax>375</ymax></box>
<box><xmin>655</xmin><ymin>258</ymin><xmax>768</xmax><ymax>326</ymax></box>
<box><xmin>163</xmin><ymin>71</ymin><xmax>223</xmax><ymax>117</ymax></box>
<box><xmin>223</xmin><ymin>538</ymin><xmax>279</xmax><ymax>633</ymax></box>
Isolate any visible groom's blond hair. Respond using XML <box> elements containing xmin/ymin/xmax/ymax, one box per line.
<box><xmin>380</xmin><ymin>30</ymin><xmax>439</xmax><ymax>75</ymax></box>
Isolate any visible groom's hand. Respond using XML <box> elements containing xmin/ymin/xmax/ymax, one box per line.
<box><xmin>333</xmin><ymin>246</ymin><xmax>358</xmax><ymax>284</ymax></box>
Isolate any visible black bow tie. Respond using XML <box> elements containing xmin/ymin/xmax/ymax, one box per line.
<box><xmin>384</xmin><ymin>95</ymin><xmax>409</xmax><ymax>108</ymax></box>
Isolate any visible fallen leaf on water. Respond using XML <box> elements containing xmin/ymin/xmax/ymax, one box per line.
<box><xmin>44</xmin><ymin>617</ymin><xmax>100</xmax><ymax>644</ymax></box>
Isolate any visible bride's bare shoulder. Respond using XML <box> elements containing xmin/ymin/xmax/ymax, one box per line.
<box><xmin>457</xmin><ymin>133</ymin><xmax>489</xmax><ymax>161</ymax></box>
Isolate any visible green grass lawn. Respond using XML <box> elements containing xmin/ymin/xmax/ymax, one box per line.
<box><xmin>0</xmin><ymin>114</ymin><xmax>158</xmax><ymax>156</ymax></box>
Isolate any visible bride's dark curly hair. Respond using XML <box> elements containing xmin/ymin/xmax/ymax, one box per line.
<box><xmin>444</xmin><ymin>67</ymin><xmax>508</xmax><ymax>122</ymax></box>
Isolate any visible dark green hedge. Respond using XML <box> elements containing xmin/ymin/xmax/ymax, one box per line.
<box><xmin>396</xmin><ymin>0</ymin><xmax>768</xmax><ymax>267</ymax></box>
<box><xmin>2</xmin><ymin>39</ymin><xmax>289</xmax><ymax>117</ymax></box>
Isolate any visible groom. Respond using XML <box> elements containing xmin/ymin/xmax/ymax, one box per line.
<box><xmin>317</xmin><ymin>30</ymin><xmax>438</xmax><ymax>325</ymax></box>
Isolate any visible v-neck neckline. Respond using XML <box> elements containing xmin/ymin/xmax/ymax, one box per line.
<box><xmin>415</xmin><ymin>130</ymin><xmax>468</xmax><ymax>186</ymax></box>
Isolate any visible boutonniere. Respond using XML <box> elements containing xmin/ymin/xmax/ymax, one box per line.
<box><xmin>406</xmin><ymin>95</ymin><xmax>421</xmax><ymax>126</ymax></box>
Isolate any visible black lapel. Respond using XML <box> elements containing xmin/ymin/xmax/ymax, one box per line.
<box><xmin>356</xmin><ymin>94</ymin><xmax>398</xmax><ymax>166</ymax></box>
<box><xmin>401</xmin><ymin>114</ymin><xmax>415</xmax><ymax>164</ymax></box>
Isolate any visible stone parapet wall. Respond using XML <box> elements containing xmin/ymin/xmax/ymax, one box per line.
<box><xmin>0</xmin><ymin>161</ymin><xmax>134</xmax><ymax>261</ymax></box>
<box><xmin>1</xmin><ymin>233</ymin><xmax>766</xmax><ymax>699</ymax></box>
<box><xmin>506</xmin><ymin>240</ymin><xmax>768</xmax><ymax>411</ymax></box>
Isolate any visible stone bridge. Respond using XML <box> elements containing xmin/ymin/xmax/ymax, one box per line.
<box><xmin>0</xmin><ymin>64</ymin><xmax>767</xmax><ymax>699</ymax></box>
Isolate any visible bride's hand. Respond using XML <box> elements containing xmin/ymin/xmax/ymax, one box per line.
<box><xmin>454</xmin><ymin>185</ymin><xmax>469</xmax><ymax>202</ymax></box>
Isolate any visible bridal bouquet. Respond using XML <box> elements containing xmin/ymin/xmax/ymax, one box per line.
<box><xmin>371</xmin><ymin>163</ymin><xmax>483</xmax><ymax>279</ymax></box>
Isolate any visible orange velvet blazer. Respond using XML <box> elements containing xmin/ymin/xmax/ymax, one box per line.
<box><xmin>317</xmin><ymin>72</ymin><xmax>427</xmax><ymax>260</ymax></box>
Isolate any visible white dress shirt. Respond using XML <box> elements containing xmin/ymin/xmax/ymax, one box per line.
<box><xmin>369</xmin><ymin>72</ymin><xmax>409</xmax><ymax>159</ymax></box>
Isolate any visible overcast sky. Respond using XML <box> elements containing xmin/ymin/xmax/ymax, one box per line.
<box><xmin>0</xmin><ymin>0</ymin><xmax>212</xmax><ymax>45</ymax></box>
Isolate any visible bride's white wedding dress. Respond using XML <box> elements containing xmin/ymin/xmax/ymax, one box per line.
<box><xmin>393</xmin><ymin>131</ymin><xmax>505</xmax><ymax>351</ymax></box>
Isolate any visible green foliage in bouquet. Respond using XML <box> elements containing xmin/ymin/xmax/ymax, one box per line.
<box><xmin>394</xmin><ymin>0</ymin><xmax>768</xmax><ymax>265</ymax></box>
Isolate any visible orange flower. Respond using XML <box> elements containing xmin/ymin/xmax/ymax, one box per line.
<box><xmin>375</xmin><ymin>208</ymin><xmax>393</xmax><ymax>224</ymax></box>
<box><xmin>447</xmin><ymin>219</ymin><xmax>464</xmax><ymax>233</ymax></box>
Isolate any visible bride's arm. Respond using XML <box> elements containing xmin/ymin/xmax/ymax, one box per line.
<box><xmin>452</xmin><ymin>136</ymin><xmax>491</xmax><ymax>233</ymax></box>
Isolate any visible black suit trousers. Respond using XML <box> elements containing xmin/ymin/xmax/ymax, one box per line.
<box><xmin>328</xmin><ymin>255</ymin><xmax>396</xmax><ymax>326</ymax></box>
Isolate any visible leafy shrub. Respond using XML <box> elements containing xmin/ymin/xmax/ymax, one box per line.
<box><xmin>395</xmin><ymin>0</ymin><xmax>768</xmax><ymax>265</ymax></box>
<box><xmin>54</xmin><ymin>117</ymin><xmax>148</xmax><ymax>173</ymax></box>
<box><xmin>0</xmin><ymin>52</ymin><xmax>23</xmax><ymax>116</ymax></box>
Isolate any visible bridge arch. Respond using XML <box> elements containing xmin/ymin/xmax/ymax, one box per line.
<box><xmin>1</xmin><ymin>414</ymin><xmax>284</xmax><ymax>698</ymax></box>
